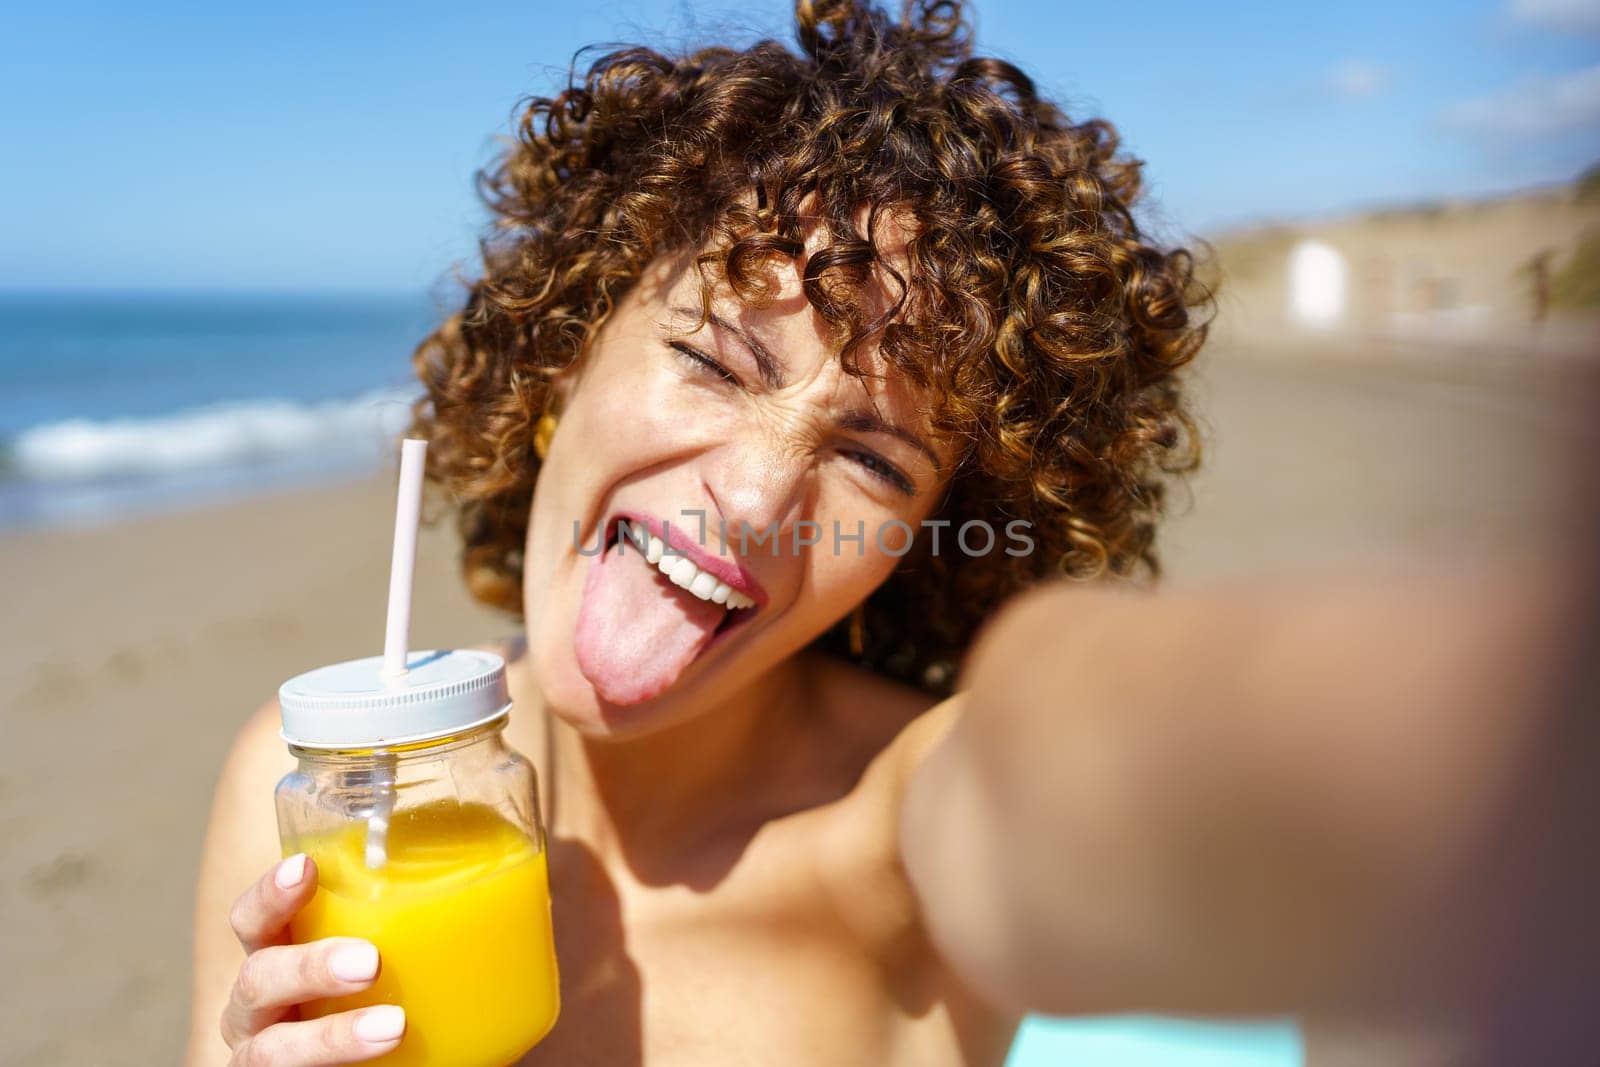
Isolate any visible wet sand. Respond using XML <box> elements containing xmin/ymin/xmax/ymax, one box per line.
<box><xmin>1</xmin><ymin>339</ymin><xmax>1594</xmax><ymax>1065</ymax></box>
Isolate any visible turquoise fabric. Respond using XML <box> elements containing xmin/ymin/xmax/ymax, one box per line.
<box><xmin>1006</xmin><ymin>1016</ymin><xmax>1303</xmax><ymax>1067</ymax></box>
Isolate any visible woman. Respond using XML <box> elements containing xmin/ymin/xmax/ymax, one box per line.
<box><xmin>186</xmin><ymin>1</ymin><xmax>1206</xmax><ymax>1062</ymax></box>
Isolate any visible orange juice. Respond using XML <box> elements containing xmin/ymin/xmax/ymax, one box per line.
<box><xmin>288</xmin><ymin>800</ymin><xmax>560</xmax><ymax>1066</ymax></box>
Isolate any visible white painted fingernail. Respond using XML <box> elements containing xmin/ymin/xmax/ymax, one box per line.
<box><xmin>274</xmin><ymin>854</ymin><xmax>307</xmax><ymax>889</ymax></box>
<box><xmin>329</xmin><ymin>941</ymin><xmax>379</xmax><ymax>982</ymax></box>
<box><xmin>354</xmin><ymin>1004</ymin><xmax>406</xmax><ymax>1043</ymax></box>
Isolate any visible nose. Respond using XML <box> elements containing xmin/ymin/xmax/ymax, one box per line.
<box><xmin>704</xmin><ymin>434</ymin><xmax>811</xmax><ymax>554</ymax></box>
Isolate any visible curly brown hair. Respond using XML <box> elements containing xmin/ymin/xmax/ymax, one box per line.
<box><xmin>410</xmin><ymin>0</ymin><xmax>1209</xmax><ymax>695</ymax></box>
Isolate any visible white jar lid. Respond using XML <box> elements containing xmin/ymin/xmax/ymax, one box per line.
<box><xmin>278</xmin><ymin>648</ymin><xmax>511</xmax><ymax>749</ymax></box>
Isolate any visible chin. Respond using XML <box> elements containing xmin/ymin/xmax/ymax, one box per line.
<box><xmin>536</xmin><ymin>659</ymin><xmax>706</xmax><ymax>740</ymax></box>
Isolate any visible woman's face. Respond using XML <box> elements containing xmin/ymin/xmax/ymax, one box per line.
<box><xmin>521</xmin><ymin>229</ymin><xmax>953</xmax><ymax>738</ymax></box>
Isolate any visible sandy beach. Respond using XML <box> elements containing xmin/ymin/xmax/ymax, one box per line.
<box><xmin>2</xmin><ymin>340</ymin><xmax>1596</xmax><ymax>1066</ymax></box>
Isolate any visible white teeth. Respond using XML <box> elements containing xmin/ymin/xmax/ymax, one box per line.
<box><xmin>666</xmin><ymin>555</ymin><xmax>697</xmax><ymax>588</ymax></box>
<box><xmin>624</xmin><ymin>520</ymin><xmax>757</xmax><ymax>611</ymax></box>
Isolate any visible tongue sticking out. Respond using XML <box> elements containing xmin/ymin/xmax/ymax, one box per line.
<box><xmin>574</xmin><ymin>539</ymin><xmax>729</xmax><ymax>705</ymax></box>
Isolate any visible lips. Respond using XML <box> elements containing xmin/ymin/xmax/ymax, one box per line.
<box><xmin>607</xmin><ymin>510</ymin><xmax>768</xmax><ymax>610</ymax></box>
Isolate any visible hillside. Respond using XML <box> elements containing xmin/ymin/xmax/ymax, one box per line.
<box><xmin>1201</xmin><ymin>168</ymin><xmax>1600</xmax><ymax>359</ymax></box>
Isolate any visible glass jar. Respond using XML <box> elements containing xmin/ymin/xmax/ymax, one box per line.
<box><xmin>275</xmin><ymin>649</ymin><xmax>560</xmax><ymax>1067</ymax></box>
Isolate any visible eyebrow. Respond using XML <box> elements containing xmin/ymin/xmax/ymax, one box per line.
<box><xmin>668</xmin><ymin>304</ymin><xmax>942</xmax><ymax>474</ymax></box>
<box><xmin>669</xmin><ymin>305</ymin><xmax>786</xmax><ymax>390</ymax></box>
<box><xmin>838</xmin><ymin>409</ymin><xmax>943</xmax><ymax>475</ymax></box>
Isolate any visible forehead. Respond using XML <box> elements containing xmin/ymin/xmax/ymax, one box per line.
<box><xmin>661</xmin><ymin>199</ymin><xmax>922</xmax><ymax>378</ymax></box>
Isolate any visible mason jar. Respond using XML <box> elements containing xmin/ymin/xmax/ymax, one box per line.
<box><xmin>274</xmin><ymin>648</ymin><xmax>560</xmax><ymax>1066</ymax></box>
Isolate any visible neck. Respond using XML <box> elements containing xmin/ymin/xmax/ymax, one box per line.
<box><xmin>523</xmin><ymin>653</ymin><xmax>817</xmax><ymax>873</ymax></box>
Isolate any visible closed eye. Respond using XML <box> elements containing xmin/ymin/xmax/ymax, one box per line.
<box><xmin>668</xmin><ymin>339</ymin><xmax>915</xmax><ymax>495</ymax></box>
<box><xmin>841</xmin><ymin>448</ymin><xmax>916</xmax><ymax>497</ymax></box>
<box><xmin>667</xmin><ymin>341</ymin><xmax>739</xmax><ymax>385</ymax></box>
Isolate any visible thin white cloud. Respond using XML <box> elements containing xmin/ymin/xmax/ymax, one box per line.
<box><xmin>1324</xmin><ymin>60</ymin><xmax>1392</xmax><ymax>99</ymax></box>
<box><xmin>1443</xmin><ymin>63</ymin><xmax>1600</xmax><ymax>141</ymax></box>
<box><xmin>1507</xmin><ymin>0</ymin><xmax>1600</xmax><ymax>34</ymax></box>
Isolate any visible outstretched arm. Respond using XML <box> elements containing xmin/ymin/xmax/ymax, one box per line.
<box><xmin>898</xmin><ymin>563</ymin><xmax>1593</xmax><ymax>1024</ymax></box>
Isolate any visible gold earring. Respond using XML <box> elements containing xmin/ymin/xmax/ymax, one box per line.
<box><xmin>848</xmin><ymin>603</ymin><xmax>866</xmax><ymax>657</ymax></box>
<box><xmin>533</xmin><ymin>412</ymin><xmax>559</xmax><ymax>460</ymax></box>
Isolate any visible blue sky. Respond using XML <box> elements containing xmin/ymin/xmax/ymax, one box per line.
<box><xmin>3</xmin><ymin>0</ymin><xmax>1598</xmax><ymax>291</ymax></box>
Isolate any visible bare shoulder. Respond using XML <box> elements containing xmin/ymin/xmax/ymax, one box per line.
<box><xmin>808</xmin><ymin>651</ymin><xmax>965</xmax><ymax>802</ymax></box>
<box><xmin>805</xmin><ymin>653</ymin><xmax>966</xmax><ymax>937</ymax></box>
<box><xmin>801</xmin><ymin>657</ymin><xmax>1014</xmax><ymax>1043</ymax></box>
<box><xmin>185</xmin><ymin>695</ymin><xmax>298</xmax><ymax>1063</ymax></box>
<box><xmin>200</xmin><ymin>696</ymin><xmax>297</xmax><ymax>880</ymax></box>
<box><xmin>228</xmin><ymin>694</ymin><xmax>295</xmax><ymax>782</ymax></box>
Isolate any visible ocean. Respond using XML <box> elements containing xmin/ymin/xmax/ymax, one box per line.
<box><xmin>0</xmin><ymin>291</ymin><xmax>444</xmax><ymax>530</ymax></box>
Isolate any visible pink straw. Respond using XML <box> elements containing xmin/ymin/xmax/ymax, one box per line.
<box><xmin>381</xmin><ymin>438</ymin><xmax>428</xmax><ymax>681</ymax></box>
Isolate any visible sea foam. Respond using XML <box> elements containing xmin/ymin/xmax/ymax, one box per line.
<box><xmin>8</xmin><ymin>387</ymin><xmax>417</xmax><ymax>482</ymax></box>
